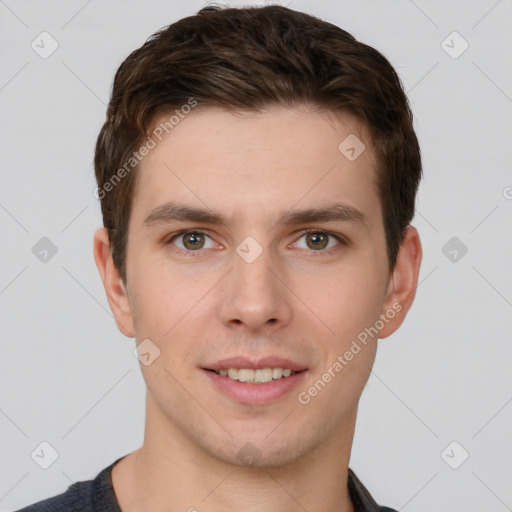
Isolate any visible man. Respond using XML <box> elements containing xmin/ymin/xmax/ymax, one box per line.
<box><xmin>18</xmin><ymin>4</ymin><xmax>422</xmax><ymax>511</ymax></box>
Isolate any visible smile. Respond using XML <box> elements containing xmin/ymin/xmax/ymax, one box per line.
<box><xmin>203</xmin><ymin>368</ymin><xmax>308</xmax><ymax>405</ymax></box>
<box><xmin>211</xmin><ymin>367</ymin><xmax>296</xmax><ymax>383</ymax></box>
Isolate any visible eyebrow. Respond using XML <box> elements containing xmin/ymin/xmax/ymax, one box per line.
<box><xmin>143</xmin><ymin>201</ymin><xmax>369</xmax><ymax>229</ymax></box>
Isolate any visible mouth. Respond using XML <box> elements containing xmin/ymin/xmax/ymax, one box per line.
<box><xmin>206</xmin><ymin>367</ymin><xmax>299</xmax><ymax>384</ymax></box>
<box><xmin>201</xmin><ymin>357</ymin><xmax>308</xmax><ymax>404</ymax></box>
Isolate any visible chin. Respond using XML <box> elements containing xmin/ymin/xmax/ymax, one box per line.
<box><xmin>205</xmin><ymin>433</ymin><xmax>314</xmax><ymax>470</ymax></box>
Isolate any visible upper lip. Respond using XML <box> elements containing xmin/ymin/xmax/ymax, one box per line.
<box><xmin>204</xmin><ymin>356</ymin><xmax>308</xmax><ymax>372</ymax></box>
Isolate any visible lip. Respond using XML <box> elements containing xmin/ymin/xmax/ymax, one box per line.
<box><xmin>202</xmin><ymin>368</ymin><xmax>308</xmax><ymax>405</ymax></box>
<box><xmin>205</xmin><ymin>356</ymin><xmax>308</xmax><ymax>372</ymax></box>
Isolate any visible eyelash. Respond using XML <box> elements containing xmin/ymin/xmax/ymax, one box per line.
<box><xmin>165</xmin><ymin>228</ymin><xmax>348</xmax><ymax>258</ymax></box>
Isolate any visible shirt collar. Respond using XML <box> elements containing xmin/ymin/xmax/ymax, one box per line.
<box><xmin>348</xmin><ymin>468</ymin><xmax>387</xmax><ymax>512</ymax></box>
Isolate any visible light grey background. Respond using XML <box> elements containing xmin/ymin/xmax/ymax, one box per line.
<box><xmin>1</xmin><ymin>1</ymin><xmax>511</xmax><ymax>510</ymax></box>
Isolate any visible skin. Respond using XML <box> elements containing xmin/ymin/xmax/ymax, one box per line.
<box><xmin>94</xmin><ymin>105</ymin><xmax>422</xmax><ymax>512</ymax></box>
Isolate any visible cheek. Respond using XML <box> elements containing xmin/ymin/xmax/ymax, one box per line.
<box><xmin>129</xmin><ymin>248</ymin><xmax>205</xmax><ymax>317</ymax></box>
<box><xmin>127</xmin><ymin>256</ymin><xmax>219</xmax><ymax>375</ymax></box>
<box><xmin>298</xmin><ymin>271</ymin><xmax>381</xmax><ymax>412</ymax></box>
<box><xmin>300</xmin><ymin>263</ymin><xmax>385</xmax><ymax>342</ymax></box>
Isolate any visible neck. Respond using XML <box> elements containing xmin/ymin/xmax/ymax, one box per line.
<box><xmin>112</xmin><ymin>395</ymin><xmax>356</xmax><ymax>512</ymax></box>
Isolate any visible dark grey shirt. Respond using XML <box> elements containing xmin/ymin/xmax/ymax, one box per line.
<box><xmin>16</xmin><ymin>456</ymin><xmax>398</xmax><ymax>512</ymax></box>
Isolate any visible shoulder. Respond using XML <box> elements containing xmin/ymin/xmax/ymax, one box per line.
<box><xmin>14</xmin><ymin>480</ymin><xmax>94</xmax><ymax>511</ymax></box>
<box><xmin>348</xmin><ymin>467</ymin><xmax>398</xmax><ymax>512</ymax></box>
<box><xmin>14</xmin><ymin>457</ymin><xmax>124</xmax><ymax>512</ymax></box>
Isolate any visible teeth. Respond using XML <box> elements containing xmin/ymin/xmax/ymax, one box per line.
<box><xmin>255</xmin><ymin>368</ymin><xmax>273</xmax><ymax>383</ymax></box>
<box><xmin>214</xmin><ymin>367</ymin><xmax>297</xmax><ymax>383</ymax></box>
<box><xmin>272</xmin><ymin>367</ymin><xmax>283</xmax><ymax>379</ymax></box>
<box><xmin>238</xmin><ymin>369</ymin><xmax>254</xmax><ymax>382</ymax></box>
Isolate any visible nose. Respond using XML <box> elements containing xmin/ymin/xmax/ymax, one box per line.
<box><xmin>217</xmin><ymin>243</ymin><xmax>293</xmax><ymax>334</ymax></box>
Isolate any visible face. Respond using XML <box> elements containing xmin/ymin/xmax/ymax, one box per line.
<box><xmin>96</xmin><ymin>106</ymin><xmax>421</xmax><ymax>468</ymax></box>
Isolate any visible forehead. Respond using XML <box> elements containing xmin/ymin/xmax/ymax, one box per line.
<box><xmin>145</xmin><ymin>105</ymin><xmax>373</xmax><ymax>157</ymax></box>
<box><xmin>132</xmin><ymin>106</ymin><xmax>379</xmax><ymax>225</ymax></box>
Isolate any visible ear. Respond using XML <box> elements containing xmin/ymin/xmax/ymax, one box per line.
<box><xmin>93</xmin><ymin>227</ymin><xmax>135</xmax><ymax>338</ymax></box>
<box><xmin>378</xmin><ymin>225</ymin><xmax>422</xmax><ymax>339</ymax></box>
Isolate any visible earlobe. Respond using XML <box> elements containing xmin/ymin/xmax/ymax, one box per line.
<box><xmin>93</xmin><ymin>227</ymin><xmax>135</xmax><ymax>338</ymax></box>
<box><xmin>378</xmin><ymin>225</ymin><xmax>422</xmax><ymax>339</ymax></box>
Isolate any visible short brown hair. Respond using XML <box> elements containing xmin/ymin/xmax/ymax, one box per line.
<box><xmin>94</xmin><ymin>4</ymin><xmax>422</xmax><ymax>283</ymax></box>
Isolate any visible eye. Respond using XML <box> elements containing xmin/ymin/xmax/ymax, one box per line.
<box><xmin>168</xmin><ymin>230</ymin><xmax>217</xmax><ymax>253</ymax></box>
<box><xmin>165</xmin><ymin>228</ymin><xmax>347</xmax><ymax>258</ymax></box>
<box><xmin>293</xmin><ymin>230</ymin><xmax>345</xmax><ymax>253</ymax></box>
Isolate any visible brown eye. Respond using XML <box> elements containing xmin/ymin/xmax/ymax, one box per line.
<box><xmin>181</xmin><ymin>232</ymin><xmax>206</xmax><ymax>250</ymax></box>
<box><xmin>305</xmin><ymin>232</ymin><xmax>329</xmax><ymax>250</ymax></box>
<box><xmin>167</xmin><ymin>230</ymin><xmax>215</xmax><ymax>254</ymax></box>
<box><xmin>293</xmin><ymin>230</ymin><xmax>344</xmax><ymax>254</ymax></box>
<box><xmin>167</xmin><ymin>230</ymin><xmax>218</xmax><ymax>257</ymax></box>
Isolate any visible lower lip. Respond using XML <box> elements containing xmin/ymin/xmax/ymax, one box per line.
<box><xmin>202</xmin><ymin>369</ymin><xmax>308</xmax><ymax>405</ymax></box>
